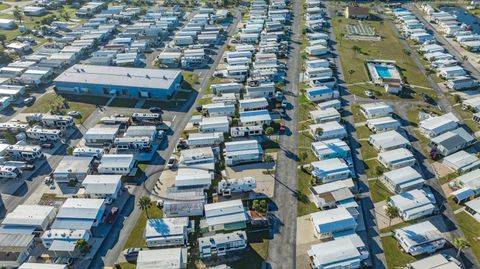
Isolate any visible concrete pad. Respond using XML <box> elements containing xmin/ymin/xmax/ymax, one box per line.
<box><xmin>153</xmin><ymin>169</ymin><xmax>177</xmax><ymax>198</ymax></box>
<box><xmin>295</xmin><ymin>215</ymin><xmax>319</xmax><ymax>269</ymax></box>
<box><xmin>442</xmin><ymin>183</ymin><xmax>454</xmax><ymax>198</ymax></box>
<box><xmin>223</xmin><ymin>158</ymin><xmax>276</xmax><ymax>198</ymax></box>
<box><xmin>374</xmin><ymin>200</ymin><xmax>403</xmax><ymax>230</ymax></box>
<box><xmin>431</xmin><ymin>161</ymin><xmax>454</xmax><ymax>178</ymax></box>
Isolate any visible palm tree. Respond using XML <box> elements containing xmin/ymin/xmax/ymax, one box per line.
<box><xmin>13</xmin><ymin>7</ymin><xmax>23</xmax><ymax>25</ymax></box>
<box><xmin>138</xmin><ymin>196</ymin><xmax>152</xmax><ymax>219</ymax></box>
<box><xmin>385</xmin><ymin>204</ymin><xmax>399</xmax><ymax>227</ymax></box>
<box><xmin>454</xmin><ymin>237</ymin><xmax>470</xmax><ymax>258</ymax></box>
<box><xmin>75</xmin><ymin>239</ymin><xmax>89</xmax><ymax>254</ymax></box>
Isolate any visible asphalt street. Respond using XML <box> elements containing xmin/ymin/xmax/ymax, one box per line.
<box><xmin>266</xmin><ymin>1</ymin><xmax>300</xmax><ymax>268</ymax></box>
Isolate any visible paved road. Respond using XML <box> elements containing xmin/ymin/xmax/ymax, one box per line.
<box><xmin>266</xmin><ymin>1</ymin><xmax>300</xmax><ymax>269</ymax></box>
<box><xmin>94</xmin><ymin>11</ymin><xmax>242</xmax><ymax>268</ymax></box>
<box><xmin>326</xmin><ymin>5</ymin><xmax>388</xmax><ymax>269</ymax></box>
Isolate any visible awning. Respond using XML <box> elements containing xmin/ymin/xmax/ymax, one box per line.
<box><xmin>451</xmin><ymin>187</ymin><xmax>475</xmax><ymax>202</ymax></box>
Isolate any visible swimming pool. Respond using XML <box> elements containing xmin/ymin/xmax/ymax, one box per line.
<box><xmin>375</xmin><ymin>65</ymin><xmax>393</xmax><ymax>78</ymax></box>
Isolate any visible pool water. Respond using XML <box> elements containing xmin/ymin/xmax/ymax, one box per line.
<box><xmin>375</xmin><ymin>65</ymin><xmax>392</xmax><ymax>78</ymax></box>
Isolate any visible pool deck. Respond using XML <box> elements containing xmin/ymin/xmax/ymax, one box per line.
<box><xmin>366</xmin><ymin>60</ymin><xmax>402</xmax><ymax>85</ymax></box>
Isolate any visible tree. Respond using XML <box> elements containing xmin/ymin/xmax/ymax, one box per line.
<box><xmin>75</xmin><ymin>239</ymin><xmax>89</xmax><ymax>254</ymax></box>
<box><xmin>252</xmin><ymin>199</ymin><xmax>267</xmax><ymax>214</ymax></box>
<box><xmin>138</xmin><ymin>196</ymin><xmax>152</xmax><ymax>219</ymax></box>
<box><xmin>385</xmin><ymin>204</ymin><xmax>399</xmax><ymax>227</ymax></box>
<box><xmin>453</xmin><ymin>237</ymin><xmax>470</xmax><ymax>258</ymax></box>
<box><xmin>49</xmin><ymin>95</ymin><xmax>67</xmax><ymax>114</ymax></box>
<box><xmin>453</xmin><ymin>94</ymin><xmax>461</xmax><ymax>103</ymax></box>
<box><xmin>315</xmin><ymin>127</ymin><xmax>323</xmax><ymax>138</ymax></box>
<box><xmin>60</xmin><ymin>11</ymin><xmax>71</xmax><ymax>22</ymax></box>
<box><xmin>374</xmin><ymin>165</ymin><xmax>384</xmax><ymax>176</ymax></box>
<box><xmin>13</xmin><ymin>7</ymin><xmax>23</xmax><ymax>25</ymax></box>
<box><xmin>264</xmin><ymin>154</ymin><xmax>274</xmax><ymax>163</ymax></box>
<box><xmin>0</xmin><ymin>34</ymin><xmax>6</xmax><ymax>47</ymax></box>
<box><xmin>265</xmin><ymin>126</ymin><xmax>274</xmax><ymax>136</ymax></box>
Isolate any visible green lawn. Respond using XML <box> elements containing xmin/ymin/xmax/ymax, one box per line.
<box><xmin>368</xmin><ymin>179</ymin><xmax>394</xmax><ymax>203</ymax></box>
<box><xmin>297</xmin><ymin>169</ymin><xmax>319</xmax><ymax>217</ymax></box>
<box><xmin>23</xmin><ymin>93</ymin><xmax>103</xmax><ymax>124</ymax></box>
<box><xmin>350</xmin><ymin>104</ymin><xmax>366</xmax><ymax>123</ymax></box>
<box><xmin>117</xmin><ymin>262</ymin><xmax>135</xmax><ymax>269</ymax></box>
<box><xmin>381</xmin><ymin>236</ymin><xmax>416</xmax><ymax>269</ymax></box>
<box><xmin>356</xmin><ymin>125</ymin><xmax>371</xmax><ymax>140</ymax></box>
<box><xmin>331</xmin><ymin>10</ymin><xmax>430</xmax><ymax>88</ymax></box>
<box><xmin>0</xmin><ymin>3</ymin><xmax>10</xmax><ymax>11</ymax></box>
<box><xmin>454</xmin><ymin>211</ymin><xmax>480</xmax><ymax>262</ymax></box>
<box><xmin>0</xmin><ymin>5</ymin><xmax>81</xmax><ymax>43</ymax></box>
<box><xmin>358</xmin><ymin>140</ymin><xmax>377</xmax><ymax>160</ymax></box>
<box><xmin>198</xmin><ymin>97</ymin><xmax>212</xmax><ymax>106</ymax></box>
<box><xmin>123</xmin><ymin>204</ymin><xmax>163</xmax><ymax>249</ymax></box>
<box><xmin>228</xmin><ymin>232</ymin><xmax>269</xmax><ymax>268</ymax></box>
<box><xmin>364</xmin><ymin>159</ymin><xmax>384</xmax><ymax>179</ymax></box>
<box><xmin>181</xmin><ymin>71</ymin><xmax>199</xmax><ymax>90</ymax></box>
<box><xmin>448</xmin><ymin>196</ymin><xmax>463</xmax><ymax>212</ymax></box>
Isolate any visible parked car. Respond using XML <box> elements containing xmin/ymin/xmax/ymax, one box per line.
<box><xmin>177</xmin><ymin>140</ymin><xmax>188</xmax><ymax>150</ymax></box>
<box><xmin>149</xmin><ymin>107</ymin><xmax>162</xmax><ymax>113</ymax></box>
<box><xmin>22</xmin><ymin>164</ymin><xmax>35</xmax><ymax>171</ymax></box>
<box><xmin>68</xmin><ymin>111</ymin><xmax>81</xmax><ymax>117</ymax></box>
<box><xmin>365</xmin><ymin>91</ymin><xmax>374</xmax><ymax>98</ymax></box>
<box><xmin>156</xmin><ymin>199</ymin><xmax>164</xmax><ymax>208</ymax></box>
<box><xmin>167</xmin><ymin>157</ymin><xmax>176</xmax><ymax>169</ymax></box>
<box><xmin>41</xmin><ymin>143</ymin><xmax>54</xmax><ymax>149</ymax></box>
<box><xmin>23</xmin><ymin>96</ymin><xmax>35</xmax><ymax>105</ymax></box>
<box><xmin>281</xmin><ymin>99</ymin><xmax>288</xmax><ymax>109</ymax></box>
<box><xmin>124</xmin><ymin>248</ymin><xmax>142</xmax><ymax>260</ymax></box>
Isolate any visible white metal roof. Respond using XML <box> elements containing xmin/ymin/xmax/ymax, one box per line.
<box><xmin>2</xmin><ymin>205</ymin><xmax>55</xmax><ymax>227</ymax></box>
<box><xmin>82</xmin><ymin>174</ymin><xmax>122</xmax><ymax>195</ymax></box>
<box><xmin>57</xmin><ymin>198</ymin><xmax>104</xmax><ymax>220</ymax></box>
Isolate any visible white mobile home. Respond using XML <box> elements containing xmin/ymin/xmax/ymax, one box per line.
<box><xmin>366</xmin><ymin>116</ymin><xmax>400</xmax><ymax>133</ymax></box>
<box><xmin>378</xmin><ymin>148</ymin><xmax>416</xmax><ymax>170</ymax></box>
<box><xmin>224</xmin><ymin>140</ymin><xmax>263</xmax><ymax>166</ymax></box>
<box><xmin>369</xmin><ymin>130</ymin><xmax>410</xmax><ymax>152</ymax></box>
<box><xmin>311</xmin><ymin>158</ymin><xmax>352</xmax><ymax>183</ymax></box>
<box><xmin>360</xmin><ymin>102</ymin><xmax>393</xmax><ymax>119</ymax></box>
<box><xmin>382</xmin><ymin>166</ymin><xmax>425</xmax><ymax>193</ymax></box>
<box><xmin>388</xmin><ymin>189</ymin><xmax>436</xmax><ymax>221</ymax></box>
<box><xmin>394</xmin><ymin>221</ymin><xmax>446</xmax><ymax>256</ymax></box>
<box><xmin>199</xmin><ymin>116</ymin><xmax>230</xmax><ymax>133</ymax></box>
<box><xmin>310</xmin><ymin>122</ymin><xmax>347</xmax><ymax>141</ymax></box>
